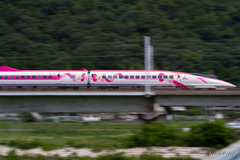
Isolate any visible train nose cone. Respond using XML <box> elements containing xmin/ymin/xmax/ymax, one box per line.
<box><xmin>219</xmin><ymin>80</ymin><xmax>236</xmax><ymax>88</ymax></box>
<box><xmin>228</xmin><ymin>83</ymin><xmax>236</xmax><ymax>88</ymax></box>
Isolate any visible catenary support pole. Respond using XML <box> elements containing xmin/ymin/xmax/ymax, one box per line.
<box><xmin>144</xmin><ymin>36</ymin><xmax>151</xmax><ymax>93</ymax></box>
<box><xmin>150</xmin><ymin>45</ymin><xmax>154</xmax><ymax>70</ymax></box>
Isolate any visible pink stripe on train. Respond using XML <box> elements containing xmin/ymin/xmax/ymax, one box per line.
<box><xmin>197</xmin><ymin>77</ymin><xmax>208</xmax><ymax>83</ymax></box>
<box><xmin>173</xmin><ymin>80</ymin><xmax>188</xmax><ymax>89</ymax></box>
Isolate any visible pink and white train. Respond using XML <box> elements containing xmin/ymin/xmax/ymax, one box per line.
<box><xmin>0</xmin><ymin>66</ymin><xmax>236</xmax><ymax>89</ymax></box>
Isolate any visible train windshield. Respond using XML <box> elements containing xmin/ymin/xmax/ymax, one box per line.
<box><xmin>189</xmin><ymin>73</ymin><xmax>218</xmax><ymax>79</ymax></box>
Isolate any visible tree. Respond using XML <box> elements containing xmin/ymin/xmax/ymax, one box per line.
<box><xmin>185</xmin><ymin>121</ymin><xmax>238</xmax><ymax>148</ymax></box>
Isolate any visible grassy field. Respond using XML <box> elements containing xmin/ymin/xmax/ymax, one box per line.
<box><xmin>164</xmin><ymin>121</ymin><xmax>205</xmax><ymax>128</ymax></box>
<box><xmin>0</xmin><ymin>120</ymin><xmax>229</xmax><ymax>151</ymax></box>
<box><xmin>0</xmin><ymin>121</ymin><xmax>143</xmax><ymax>151</ymax></box>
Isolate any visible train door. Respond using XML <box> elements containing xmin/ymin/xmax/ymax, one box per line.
<box><xmin>86</xmin><ymin>71</ymin><xmax>90</xmax><ymax>87</ymax></box>
<box><xmin>175</xmin><ymin>74</ymin><xmax>181</xmax><ymax>82</ymax></box>
<box><xmin>54</xmin><ymin>72</ymin><xmax>63</xmax><ymax>86</ymax></box>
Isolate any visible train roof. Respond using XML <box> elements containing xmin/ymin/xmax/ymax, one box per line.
<box><xmin>0</xmin><ymin>66</ymin><xmax>87</xmax><ymax>72</ymax></box>
<box><xmin>90</xmin><ymin>70</ymin><xmax>187</xmax><ymax>74</ymax></box>
<box><xmin>190</xmin><ymin>73</ymin><xmax>218</xmax><ymax>79</ymax></box>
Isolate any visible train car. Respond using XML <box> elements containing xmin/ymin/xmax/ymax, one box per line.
<box><xmin>90</xmin><ymin>70</ymin><xmax>178</xmax><ymax>88</ymax></box>
<box><xmin>0</xmin><ymin>66</ymin><xmax>88</xmax><ymax>89</ymax></box>
<box><xmin>89</xmin><ymin>70</ymin><xmax>236</xmax><ymax>89</ymax></box>
<box><xmin>0</xmin><ymin>66</ymin><xmax>236</xmax><ymax>89</ymax></box>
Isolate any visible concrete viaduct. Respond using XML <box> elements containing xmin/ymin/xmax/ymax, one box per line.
<box><xmin>0</xmin><ymin>90</ymin><xmax>239</xmax><ymax>113</ymax></box>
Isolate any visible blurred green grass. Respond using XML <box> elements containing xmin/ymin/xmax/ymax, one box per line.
<box><xmin>0</xmin><ymin>121</ymin><xmax>228</xmax><ymax>151</ymax></box>
<box><xmin>0</xmin><ymin>121</ymin><xmax>143</xmax><ymax>150</ymax></box>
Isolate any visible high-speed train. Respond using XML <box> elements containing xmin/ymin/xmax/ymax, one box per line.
<box><xmin>0</xmin><ymin>66</ymin><xmax>235</xmax><ymax>89</ymax></box>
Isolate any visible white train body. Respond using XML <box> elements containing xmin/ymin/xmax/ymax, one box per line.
<box><xmin>0</xmin><ymin>66</ymin><xmax>88</xmax><ymax>87</ymax></box>
<box><xmin>90</xmin><ymin>70</ymin><xmax>235</xmax><ymax>89</ymax></box>
<box><xmin>0</xmin><ymin>66</ymin><xmax>235</xmax><ymax>89</ymax></box>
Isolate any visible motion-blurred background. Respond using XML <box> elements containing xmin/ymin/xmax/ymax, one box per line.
<box><xmin>0</xmin><ymin>1</ymin><xmax>240</xmax><ymax>159</ymax></box>
<box><xmin>0</xmin><ymin>0</ymin><xmax>240</xmax><ymax>84</ymax></box>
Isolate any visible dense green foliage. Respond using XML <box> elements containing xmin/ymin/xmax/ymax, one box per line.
<box><xmin>221</xmin><ymin>111</ymin><xmax>240</xmax><ymax>119</ymax></box>
<box><xmin>3</xmin><ymin>151</ymin><xmax>197</xmax><ymax>160</ymax></box>
<box><xmin>185</xmin><ymin>121</ymin><xmax>238</xmax><ymax>148</ymax></box>
<box><xmin>127</xmin><ymin>123</ymin><xmax>180</xmax><ymax>147</ymax></box>
<box><xmin>0</xmin><ymin>0</ymin><xmax>240</xmax><ymax>83</ymax></box>
<box><xmin>127</xmin><ymin>122</ymin><xmax>238</xmax><ymax>148</ymax></box>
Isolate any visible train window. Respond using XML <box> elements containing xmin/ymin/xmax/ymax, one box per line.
<box><xmin>164</xmin><ymin>75</ymin><xmax>168</xmax><ymax>79</ymax></box>
<box><xmin>119</xmin><ymin>75</ymin><xmax>123</xmax><ymax>79</ymax></box>
<box><xmin>26</xmin><ymin>76</ymin><xmax>31</xmax><ymax>79</ymax></box>
<box><xmin>32</xmin><ymin>76</ymin><xmax>36</xmax><ymax>79</ymax></box>
<box><xmin>108</xmin><ymin>75</ymin><xmax>112</xmax><ymax>79</ymax></box>
<box><xmin>70</xmin><ymin>75</ymin><xmax>75</xmax><ymax>79</ymax></box>
<box><xmin>48</xmin><ymin>76</ymin><xmax>53</xmax><ymax>79</ymax></box>
<box><xmin>37</xmin><ymin>75</ymin><xmax>41</xmax><ymax>79</ymax></box>
<box><xmin>169</xmin><ymin>75</ymin><xmax>173</xmax><ymax>79</ymax></box>
<box><xmin>136</xmin><ymin>75</ymin><xmax>140</xmax><ymax>79</ymax></box>
<box><xmin>141</xmin><ymin>75</ymin><xmax>145</xmax><ymax>79</ymax></box>
<box><xmin>147</xmin><ymin>75</ymin><xmax>151</xmax><ymax>79</ymax></box>
<box><xmin>152</xmin><ymin>75</ymin><xmax>157</xmax><ymax>79</ymax></box>
<box><xmin>10</xmin><ymin>76</ymin><xmax>14</xmax><ymax>79</ymax></box>
<box><xmin>57</xmin><ymin>74</ymin><xmax>60</xmax><ymax>77</ymax></box>
<box><xmin>158</xmin><ymin>75</ymin><xmax>162</xmax><ymax>79</ymax></box>
<box><xmin>43</xmin><ymin>76</ymin><xmax>47</xmax><ymax>79</ymax></box>
<box><xmin>15</xmin><ymin>76</ymin><xmax>19</xmax><ymax>79</ymax></box>
<box><xmin>91</xmin><ymin>74</ymin><xmax>94</xmax><ymax>77</ymax></box>
<box><xmin>178</xmin><ymin>75</ymin><xmax>180</xmax><ymax>78</ymax></box>
<box><xmin>102</xmin><ymin>75</ymin><xmax>106</xmax><ymax>79</ymax></box>
<box><xmin>4</xmin><ymin>76</ymin><xmax>8</xmax><ymax>79</ymax></box>
<box><xmin>21</xmin><ymin>76</ymin><xmax>25</xmax><ymax>79</ymax></box>
<box><xmin>0</xmin><ymin>76</ymin><xmax>3</xmax><ymax>79</ymax></box>
<box><xmin>124</xmin><ymin>75</ymin><xmax>129</xmax><ymax>79</ymax></box>
<box><xmin>130</xmin><ymin>75</ymin><xmax>134</xmax><ymax>79</ymax></box>
<box><xmin>113</xmin><ymin>75</ymin><xmax>117</xmax><ymax>79</ymax></box>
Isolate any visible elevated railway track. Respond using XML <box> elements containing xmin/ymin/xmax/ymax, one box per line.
<box><xmin>0</xmin><ymin>90</ymin><xmax>238</xmax><ymax>113</ymax></box>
